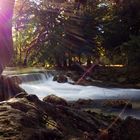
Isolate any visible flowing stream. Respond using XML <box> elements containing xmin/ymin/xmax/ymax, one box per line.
<box><xmin>15</xmin><ymin>71</ymin><xmax>140</xmax><ymax>101</ymax></box>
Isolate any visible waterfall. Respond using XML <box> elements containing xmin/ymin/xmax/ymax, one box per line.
<box><xmin>5</xmin><ymin>69</ymin><xmax>56</xmax><ymax>83</ymax></box>
<box><xmin>3</xmin><ymin>68</ymin><xmax>140</xmax><ymax>101</ymax></box>
<box><xmin>18</xmin><ymin>73</ymin><xmax>47</xmax><ymax>83</ymax></box>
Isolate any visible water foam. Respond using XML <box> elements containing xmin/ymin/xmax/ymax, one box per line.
<box><xmin>20</xmin><ymin>73</ymin><xmax>140</xmax><ymax>101</ymax></box>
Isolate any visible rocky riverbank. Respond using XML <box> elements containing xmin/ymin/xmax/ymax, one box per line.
<box><xmin>53</xmin><ymin>68</ymin><xmax>140</xmax><ymax>89</ymax></box>
<box><xmin>0</xmin><ymin>76</ymin><xmax>140</xmax><ymax>140</ymax></box>
<box><xmin>0</xmin><ymin>93</ymin><xmax>140</xmax><ymax>140</ymax></box>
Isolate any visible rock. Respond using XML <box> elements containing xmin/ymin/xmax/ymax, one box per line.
<box><xmin>0</xmin><ymin>93</ymin><xmax>139</xmax><ymax>140</ymax></box>
<box><xmin>120</xmin><ymin>117</ymin><xmax>140</xmax><ymax>139</ymax></box>
<box><xmin>0</xmin><ymin>97</ymin><xmax>63</xmax><ymax>140</ymax></box>
<box><xmin>53</xmin><ymin>74</ymin><xmax>68</xmax><ymax>83</ymax></box>
<box><xmin>83</xmin><ymin>131</ymin><xmax>95</xmax><ymax>139</ymax></box>
<box><xmin>43</xmin><ymin>94</ymin><xmax>68</xmax><ymax>106</ymax></box>
<box><xmin>103</xmin><ymin>99</ymin><xmax>132</xmax><ymax>109</ymax></box>
<box><xmin>76</xmin><ymin>99</ymin><xmax>93</xmax><ymax>105</ymax></box>
<box><xmin>53</xmin><ymin>75</ymin><xmax>58</xmax><ymax>81</ymax></box>
<box><xmin>10</xmin><ymin>76</ymin><xmax>22</xmax><ymax>85</ymax></box>
<box><xmin>14</xmin><ymin>92</ymin><xmax>28</xmax><ymax>98</ymax></box>
<box><xmin>0</xmin><ymin>73</ymin><xmax>140</xmax><ymax>140</ymax></box>
<box><xmin>65</xmin><ymin>71</ymin><xmax>73</xmax><ymax>78</ymax></box>
<box><xmin>26</xmin><ymin>94</ymin><xmax>40</xmax><ymax>103</ymax></box>
<box><xmin>0</xmin><ymin>76</ymin><xmax>25</xmax><ymax>101</ymax></box>
<box><xmin>71</xmin><ymin>74</ymin><xmax>81</xmax><ymax>82</ymax></box>
<box><xmin>0</xmin><ymin>95</ymin><xmax>102</xmax><ymax>139</ymax></box>
<box><xmin>111</xmin><ymin>117</ymin><xmax>140</xmax><ymax>140</ymax></box>
<box><xmin>98</xmin><ymin>129</ymin><xmax>109</xmax><ymax>140</ymax></box>
<box><xmin>72</xmin><ymin>99</ymin><xmax>94</xmax><ymax>108</ymax></box>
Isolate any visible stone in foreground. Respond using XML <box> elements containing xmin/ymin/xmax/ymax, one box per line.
<box><xmin>0</xmin><ymin>93</ymin><xmax>139</xmax><ymax>140</ymax></box>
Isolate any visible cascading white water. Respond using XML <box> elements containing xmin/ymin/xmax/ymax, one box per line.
<box><xmin>18</xmin><ymin>73</ymin><xmax>47</xmax><ymax>83</ymax></box>
<box><xmin>19</xmin><ymin>72</ymin><xmax>140</xmax><ymax>101</ymax></box>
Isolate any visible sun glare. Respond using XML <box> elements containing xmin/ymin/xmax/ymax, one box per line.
<box><xmin>0</xmin><ymin>1</ymin><xmax>4</xmax><ymax>10</ymax></box>
<box><xmin>0</xmin><ymin>0</ymin><xmax>15</xmax><ymax>21</ymax></box>
<box><xmin>0</xmin><ymin>1</ymin><xmax>7</xmax><ymax>14</ymax></box>
<box><xmin>0</xmin><ymin>0</ymin><xmax>15</xmax><ymax>10</ymax></box>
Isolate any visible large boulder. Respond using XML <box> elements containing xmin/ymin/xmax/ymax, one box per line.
<box><xmin>0</xmin><ymin>96</ymin><xmax>63</xmax><ymax>140</ymax></box>
<box><xmin>65</xmin><ymin>71</ymin><xmax>80</xmax><ymax>82</ymax></box>
<box><xmin>43</xmin><ymin>94</ymin><xmax>68</xmax><ymax>106</ymax></box>
<box><xmin>53</xmin><ymin>74</ymin><xmax>68</xmax><ymax>83</ymax></box>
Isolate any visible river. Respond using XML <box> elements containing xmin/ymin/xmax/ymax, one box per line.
<box><xmin>15</xmin><ymin>71</ymin><xmax>140</xmax><ymax>101</ymax></box>
<box><xmin>3</xmin><ymin>69</ymin><xmax>140</xmax><ymax>119</ymax></box>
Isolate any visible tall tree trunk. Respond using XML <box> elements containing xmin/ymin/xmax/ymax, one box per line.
<box><xmin>0</xmin><ymin>0</ymin><xmax>15</xmax><ymax>73</ymax></box>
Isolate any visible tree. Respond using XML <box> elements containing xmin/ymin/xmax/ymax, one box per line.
<box><xmin>13</xmin><ymin>0</ymin><xmax>66</xmax><ymax>67</ymax></box>
<box><xmin>0</xmin><ymin>0</ymin><xmax>15</xmax><ymax>73</ymax></box>
<box><xmin>12</xmin><ymin>0</ymin><xmax>140</xmax><ymax>68</ymax></box>
<box><xmin>120</xmin><ymin>36</ymin><xmax>140</xmax><ymax>67</ymax></box>
<box><xmin>102</xmin><ymin>0</ymin><xmax>140</xmax><ymax>67</ymax></box>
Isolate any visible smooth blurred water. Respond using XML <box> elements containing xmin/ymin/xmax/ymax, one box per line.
<box><xmin>20</xmin><ymin>73</ymin><xmax>140</xmax><ymax>101</ymax></box>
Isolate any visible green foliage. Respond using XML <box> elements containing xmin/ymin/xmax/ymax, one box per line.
<box><xmin>12</xmin><ymin>0</ymin><xmax>140</xmax><ymax>68</ymax></box>
<box><xmin>120</xmin><ymin>36</ymin><xmax>140</xmax><ymax>67</ymax></box>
